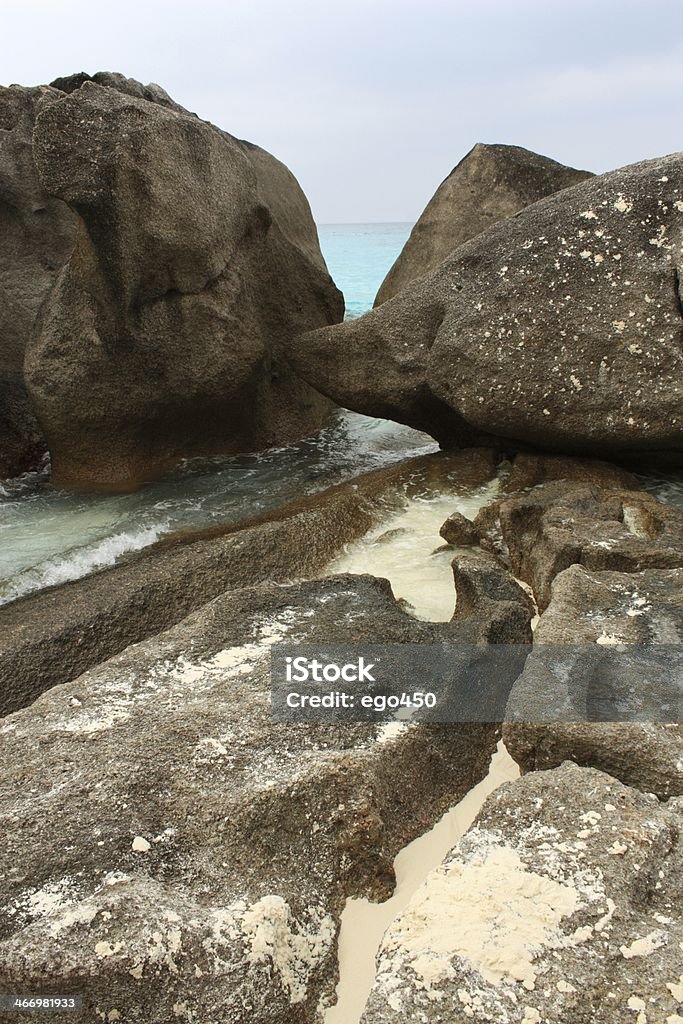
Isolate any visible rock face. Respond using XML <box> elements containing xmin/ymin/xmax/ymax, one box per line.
<box><xmin>0</xmin><ymin>85</ymin><xmax>77</xmax><ymax>477</ymax></box>
<box><xmin>22</xmin><ymin>77</ymin><xmax>342</xmax><ymax>489</ymax></box>
<box><xmin>0</xmin><ymin>372</ymin><xmax>45</xmax><ymax>479</ymax></box>
<box><xmin>375</xmin><ymin>143</ymin><xmax>591</xmax><ymax>305</ymax></box>
<box><xmin>504</xmin><ymin>563</ymin><xmax>683</xmax><ymax>799</ymax></box>
<box><xmin>468</xmin><ymin>459</ymin><xmax>683</xmax><ymax>799</ymax></box>
<box><xmin>293</xmin><ymin>153</ymin><xmax>683</xmax><ymax>460</ymax></box>
<box><xmin>473</xmin><ymin>480</ymin><xmax>683</xmax><ymax>610</ymax></box>
<box><xmin>362</xmin><ymin>762</ymin><xmax>683</xmax><ymax>1024</ymax></box>
<box><xmin>0</xmin><ymin>568</ymin><xmax>531</xmax><ymax>1023</ymax></box>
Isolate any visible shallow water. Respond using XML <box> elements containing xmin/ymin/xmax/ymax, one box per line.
<box><xmin>329</xmin><ymin>482</ymin><xmax>500</xmax><ymax>621</ymax></box>
<box><xmin>639</xmin><ymin>472</ymin><xmax>683</xmax><ymax>512</ymax></box>
<box><xmin>0</xmin><ymin>413</ymin><xmax>436</xmax><ymax>606</ymax></box>
<box><xmin>325</xmin><ymin>741</ymin><xmax>519</xmax><ymax>1024</ymax></box>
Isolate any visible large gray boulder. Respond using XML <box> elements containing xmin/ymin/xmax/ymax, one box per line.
<box><xmin>0</xmin><ymin>85</ymin><xmax>77</xmax><ymax>477</ymax></box>
<box><xmin>293</xmin><ymin>153</ymin><xmax>683</xmax><ymax>460</ymax></box>
<box><xmin>23</xmin><ymin>78</ymin><xmax>342</xmax><ymax>490</ymax></box>
<box><xmin>362</xmin><ymin>762</ymin><xmax>683</xmax><ymax>1024</ymax></box>
<box><xmin>375</xmin><ymin>143</ymin><xmax>591</xmax><ymax>305</ymax></box>
<box><xmin>0</xmin><ymin>568</ymin><xmax>530</xmax><ymax>1023</ymax></box>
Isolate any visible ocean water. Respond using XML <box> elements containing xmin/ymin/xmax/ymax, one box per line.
<box><xmin>317</xmin><ymin>222</ymin><xmax>411</xmax><ymax>318</ymax></box>
<box><xmin>0</xmin><ymin>224</ymin><xmax>423</xmax><ymax>604</ymax></box>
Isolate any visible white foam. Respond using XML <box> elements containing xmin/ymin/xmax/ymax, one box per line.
<box><xmin>328</xmin><ymin>481</ymin><xmax>499</xmax><ymax>622</ymax></box>
<box><xmin>0</xmin><ymin>525</ymin><xmax>166</xmax><ymax>606</ymax></box>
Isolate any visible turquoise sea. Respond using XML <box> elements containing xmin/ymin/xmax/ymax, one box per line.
<box><xmin>318</xmin><ymin>222</ymin><xmax>412</xmax><ymax>318</ymax></box>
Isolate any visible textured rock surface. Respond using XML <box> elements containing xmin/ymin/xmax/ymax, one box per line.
<box><xmin>361</xmin><ymin>762</ymin><xmax>683</xmax><ymax>1023</ymax></box>
<box><xmin>49</xmin><ymin>70</ymin><xmax>184</xmax><ymax>111</ymax></box>
<box><xmin>504</xmin><ymin>563</ymin><xmax>683</xmax><ymax>799</ymax></box>
<box><xmin>503</xmin><ymin>452</ymin><xmax>639</xmax><ymax>492</ymax></box>
<box><xmin>294</xmin><ymin>153</ymin><xmax>683</xmax><ymax>459</ymax></box>
<box><xmin>24</xmin><ymin>79</ymin><xmax>342</xmax><ymax>489</ymax></box>
<box><xmin>452</xmin><ymin>548</ymin><xmax>535</xmax><ymax>644</ymax></box>
<box><xmin>440</xmin><ymin>508</ymin><xmax>479</xmax><ymax>546</ymax></box>
<box><xmin>0</xmin><ymin>449</ymin><xmax>498</xmax><ymax>715</ymax></box>
<box><xmin>0</xmin><ymin>85</ymin><xmax>77</xmax><ymax>476</ymax></box>
<box><xmin>474</xmin><ymin>480</ymin><xmax>683</xmax><ymax>610</ymax></box>
<box><xmin>0</xmin><ymin>572</ymin><xmax>528</xmax><ymax>1023</ymax></box>
<box><xmin>0</xmin><ymin>373</ymin><xmax>45</xmax><ymax>479</ymax></box>
<box><xmin>375</xmin><ymin>143</ymin><xmax>591</xmax><ymax>305</ymax></box>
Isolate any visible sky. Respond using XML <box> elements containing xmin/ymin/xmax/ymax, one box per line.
<box><xmin>3</xmin><ymin>0</ymin><xmax>683</xmax><ymax>223</ymax></box>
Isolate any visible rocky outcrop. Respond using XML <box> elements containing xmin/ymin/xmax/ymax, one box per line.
<box><xmin>375</xmin><ymin>143</ymin><xmax>591</xmax><ymax>305</ymax></box>
<box><xmin>503</xmin><ymin>452</ymin><xmax>639</xmax><ymax>492</ymax></box>
<box><xmin>49</xmin><ymin>70</ymin><xmax>184</xmax><ymax>111</ymax></box>
<box><xmin>0</xmin><ymin>85</ymin><xmax>77</xmax><ymax>477</ymax></box>
<box><xmin>0</xmin><ymin>562</ymin><xmax>532</xmax><ymax>1023</ymax></box>
<box><xmin>440</xmin><ymin>508</ymin><xmax>479</xmax><ymax>546</ymax></box>
<box><xmin>435</xmin><ymin>456</ymin><xmax>683</xmax><ymax>797</ymax></box>
<box><xmin>473</xmin><ymin>480</ymin><xmax>683</xmax><ymax>610</ymax></box>
<box><xmin>0</xmin><ymin>449</ymin><xmax>498</xmax><ymax>715</ymax></box>
<box><xmin>20</xmin><ymin>77</ymin><xmax>341</xmax><ymax>490</ymax></box>
<box><xmin>504</xmin><ymin>563</ymin><xmax>683</xmax><ymax>799</ymax></box>
<box><xmin>452</xmin><ymin>548</ymin><xmax>535</xmax><ymax>644</ymax></box>
<box><xmin>361</xmin><ymin>762</ymin><xmax>683</xmax><ymax>1023</ymax></box>
<box><xmin>293</xmin><ymin>153</ymin><xmax>683</xmax><ymax>460</ymax></box>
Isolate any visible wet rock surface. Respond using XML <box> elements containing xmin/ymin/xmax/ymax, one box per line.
<box><xmin>0</xmin><ymin>573</ymin><xmax>525</xmax><ymax>1024</ymax></box>
<box><xmin>502</xmin><ymin>452</ymin><xmax>639</xmax><ymax>493</ymax></box>
<box><xmin>293</xmin><ymin>153</ymin><xmax>683</xmax><ymax>459</ymax></box>
<box><xmin>18</xmin><ymin>74</ymin><xmax>341</xmax><ymax>489</ymax></box>
<box><xmin>0</xmin><ymin>372</ymin><xmax>45</xmax><ymax>480</ymax></box>
<box><xmin>375</xmin><ymin>143</ymin><xmax>591</xmax><ymax>305</ymax></box>
<box><xmin>362</xmin><ymin>762</ymin><xmax>683</xmax><ymax>1024</ymax></box>
<box><xmin>439</xmin><ymin>508</ymin><xmax>479</xmax><ymax>546</ymax></box>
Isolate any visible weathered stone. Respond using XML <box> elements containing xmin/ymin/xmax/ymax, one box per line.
<box><xmin>440</xmin><ymin>508</ymin><xmax>479</xmax><ymax>546</ymax></box>
<box><xmin>0</xmin><ymin>84</ymin><xmax>77</xmax><ymax>477</ymax></box>
<box><xmin>504</xmin><ymin>564</ymin><xmax>683</xmax><ymax>798</ymax></box>
<box><xmin>0</xmin><ymin>449</ymin><xmax>498</xmax><ymax>715</ymax></box>
<box><xmin>49</xmin><ymin>71</ymin><xmax>183</xmax><ymax>112</ymax></box>
<box><xmin>0</xmin><ymin>572</ymin><xmax>523</xmax><ymax>1023</ymax></box>
<box><xmin>452</xmin><ymin>549</ymin><xmax>534</xmax><ymax>644</ymax></box>
<box><xmin>25</xmin><ymin>80</ymin><xmax>342</xmax><ymax>489</ymax></box>
<box><xmin>375</xmin><ymin>143</ymin><xmax>591</xmax><ymax>305</ymax></box>
<box><xmin>361</xmin><ymin>762</ymin><xmax>683</xmax><ymax>1024</ymax></box>
<box><xmin>504</xmin><ymin>452</ymin><xmax>639</xmax><ymax>492</ymax></box>
<box><xmin>0</xmin><ymin>372</ymin><xmax>45</xmax><ymax>479</ymax></box>
<box><xmin>474</xmin><ymin>481</ymin><xmax>683</xmax><ymax>610</ymax></box>
<box><xmin>293</xmin><ymin>153</ymin><xmax>683</xmax><ymax>459</ymax></box>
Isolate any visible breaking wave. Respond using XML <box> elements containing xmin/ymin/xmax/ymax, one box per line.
<box><xmin>0</xmin><ymin>525</ymin><xmax>167</xmax><ymax>607</ymax></box>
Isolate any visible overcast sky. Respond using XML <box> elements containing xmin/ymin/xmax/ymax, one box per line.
<box><xmin>4</xmin><ymin>0</ymin><xmax>683</xmax><ymax>223</ymax></box>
